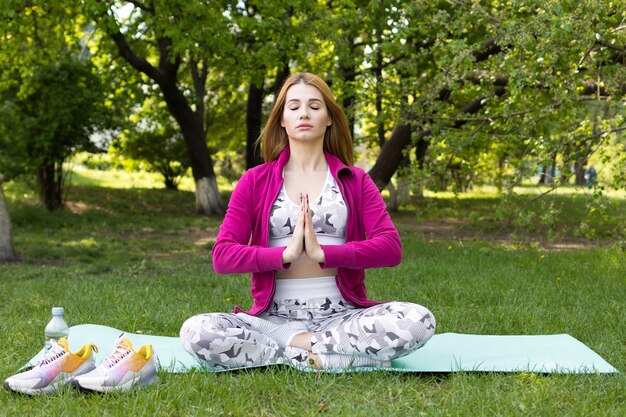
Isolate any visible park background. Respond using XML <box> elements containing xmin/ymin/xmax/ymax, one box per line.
<box><xmin>0</xmin><ymin>1</ymin><xmax>624</xmax><ymax>416</ymax></box>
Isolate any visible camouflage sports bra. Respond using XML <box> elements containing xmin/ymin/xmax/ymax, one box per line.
<box><xmin>269</xmin><ymin>168</ymin><xmax>347</xmax><ymax>248</ymax></box>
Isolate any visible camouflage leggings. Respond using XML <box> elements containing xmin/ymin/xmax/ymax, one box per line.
<box><xmin>180</xmin><ymin>297</ymin><xmax>436</xmax><ymax>370</ymax></box>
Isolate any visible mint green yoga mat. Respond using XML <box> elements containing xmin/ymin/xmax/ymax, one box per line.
<box><xmin>26</xmin><ymin>324</ymin><xmax>619</xmax><ymax>374</ymax></box>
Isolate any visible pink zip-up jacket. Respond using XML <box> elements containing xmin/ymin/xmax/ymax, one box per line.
<box><xmin>212</xmin><ymin>146</ymin><xmax>402</xmax><ymax>315</ymax></box>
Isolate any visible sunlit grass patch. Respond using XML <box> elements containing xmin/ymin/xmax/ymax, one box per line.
<box><xmin>69</xmin><ymin>164</ymin><xmax>197</xmax><ymax>191</ymax></box>
<box><xmin>68</xmin><ymin>164</ymin><xmax>236</xmax><ymax>194</ymax></box>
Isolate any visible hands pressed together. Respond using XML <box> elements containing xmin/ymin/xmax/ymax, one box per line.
<box><xmin>281</xmin><ymin>193</ymin><xmax>325</xmax><ymax>265</ymax></box>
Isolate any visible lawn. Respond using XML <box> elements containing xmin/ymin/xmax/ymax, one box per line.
<box><xmin>0</xmin><ymin>173</ymin><xmax>624</xmax><ymax>416</ymax></box>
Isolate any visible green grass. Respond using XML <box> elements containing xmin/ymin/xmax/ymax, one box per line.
<box><xmin>69</xmin><ymin>164</ymin><xmax>235</xmax><ymax>193</ymax></box>
<box><xmin>0</xmin><ymin>175</ymin><xmax>625</xmax><ymax>416</ymax></box>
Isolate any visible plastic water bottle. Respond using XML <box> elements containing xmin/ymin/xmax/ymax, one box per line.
<box><xmin>44</xmin><ymin>307</ymin><xmax>69</xmax><ymax>349</ymax></box>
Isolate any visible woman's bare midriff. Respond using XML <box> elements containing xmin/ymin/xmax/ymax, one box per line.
<box><xmin>276</xmin><ymin>253</ymin><xmax>338</xmax><ymax>279</ymax></box>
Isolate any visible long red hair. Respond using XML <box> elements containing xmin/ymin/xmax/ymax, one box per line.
<box><xmin>259</xmin><ymin>72</ymin><xmax>353</xmax><ymax>165</ymax></box>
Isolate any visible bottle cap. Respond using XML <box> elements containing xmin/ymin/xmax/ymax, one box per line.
<box><xmin>51</xmin><ymin>307</ymin><xmax>65</xmax><ymax>316</ymax></box>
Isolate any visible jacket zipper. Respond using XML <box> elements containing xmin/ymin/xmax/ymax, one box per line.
<box><xmin>332</xmin><ymin>168</ymin><xmax>361</xmax><ymax>306</ymax></box>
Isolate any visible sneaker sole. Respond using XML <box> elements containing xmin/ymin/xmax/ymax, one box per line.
<box><xmin>4</xmin><ymin>361</ymin><xmax>96</xmax><ymax>396</ymax></box>
<box><xmin>72</xmin><ymin>372</ymin><xmax>158</xmax><ymax>393</ymax></box>
<box><xmin>4</xmin><ymin>381</ymin><xmax>42</xmax><ymax>396</ymax></box>
<box><xmin>4</xmin><ymin>376</ymin><xmax>66</xmax><ymax>396</ymax></box>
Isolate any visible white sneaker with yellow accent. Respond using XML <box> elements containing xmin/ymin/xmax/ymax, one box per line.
<box><xmin>4</xmin><ymin>338</ymin><xmax>97</xmax><ymax>395</ymax></box>
<box><xmin>71</xmin><ymin>338</ymin><xmax>157</xmax><ymax>392</ymax></box>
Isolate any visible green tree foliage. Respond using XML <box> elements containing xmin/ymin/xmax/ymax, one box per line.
<box><xmin>1</xmin><ymin>1</ymin><xmax>624</xmax><ymax>231</ymax></box>
<box><xmin>0</xmin><ymin>56</ymin><xmax>111</xmax><ymax>210</ymax></box>
<box><xmin>354</xmin><ymin>1</ymin><xmax>625</xmax><ymax>194</ymax></box>
<box><xmin>0</xmin><ymin>2</ymin><xmax>119</xmax><ymax>211</ymax></box>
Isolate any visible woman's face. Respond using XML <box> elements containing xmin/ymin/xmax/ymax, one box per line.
<box><xmin>281</xmin><ymin>82</ymin><xmax>331</xmax><ymax>144</ymax></box>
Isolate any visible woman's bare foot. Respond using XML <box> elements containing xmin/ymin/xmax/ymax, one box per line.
<box><xmin>289</xmin><ymin>331</ymin><xmax>314</xmax><ymax>351</ymax></box>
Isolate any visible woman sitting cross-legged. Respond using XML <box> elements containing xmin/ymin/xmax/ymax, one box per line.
<box><xmin>180</xmin><ymin>72</ymin><xmax>436</xmax><ymax>370</ymax></box>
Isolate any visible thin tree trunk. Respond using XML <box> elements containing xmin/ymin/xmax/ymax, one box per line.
<box><xmin>375</xmin><ymin>48</ymin><xmax>385</xmax><ymax>147</ymax></box>
<box><xmin>172</xmin><ymin>106</ymin><xmax>224</xmax><ymax>215</ymax></box>
<box><xmin>36</xmin><ymin>161</ymin><xmax>63</xmax><ymax>211</ymax></box>
<box><xmin>341</xmin><ymin>69</ymin><xmax>356</xmax><ymax>139</ymax></box>
<box><xmin>574</xmin><ymin>159</ymin><xmax>586</xmax><ymax>186</ymax></box>
<box><xmin>385</xmin><ymin>157</ymin><xmax>411</xmax><ymax>212</ymax></box>
<box><xmin>496</xmin><ymin>156</ymin><xmax>505</xmax><ymax>191</ymax></box>
<box><xmin>246</xmin><ymin>79</ymin><xmax>264</xmax><ymax>169</ymax></box>
<box><xmin>386</xmin><ymin>181</ymin><xmax>398</xmax><ymax>212</ymax></box>
<box><xmin>538</xmin><ymin>164</ymin><xmax>548</xmax><ymax>185</ymax></box>
<box><xmin>163</xmin><ymin>177</ymin><xmax>178</xmax><ymax>191</ymax></box>
<box><xmin>549</xmin><ymin>154</ymin><xmax>557</xmax><ymax>185</ymax></box>
<box><xmin>273</xmin><ymin>63</ymin><xmax>291</xmax><ymax>97</ymax></box>
<box><xmin>0</xmin><ymin>183</ymin><xmax>16</xmax><ymax>262</ymax></box>
<box><xmin>339</xmin><ymin>38</ymin><xmax>357</xmax><ymax>139</ymax></box>
<box><xmin>396</xmin><ymin>163</ymin><xmax>411</xmax><ymax>207</ymax></box>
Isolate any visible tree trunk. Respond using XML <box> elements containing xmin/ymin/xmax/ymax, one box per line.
<box><xmin>246</xmin><ymin>79</ymin><xmax>264</xmax><ymax>169</ymax></box>
<box><xmin>109</xmin><ymin>29</ymin><xmax>225</xmax><ymax>215</ymax></box>
<box><xmin>386</xmin><ymin>172</ymin><xmax>411</xmax><ymax>212</ymax></box>
<box><xmin>538</xmin><ymin>163</ymin><xmax>549</xmax><ymax>185</ymax></box>
<box><xmin>0</xmin><ymin>183</ymin><xmax>16</xmax><ymax>262</ymax></box>
<box><xmin>164</xmin><ymin>177</ymin><xmax>178</xmax><ymax>191</ymax></box>
<box><xmin>338</xmin><ymin>37</ymin><xmax>357</xmax><ymax>139</ymax></box>
<box><xmin>415</xmin><ymin>136</ymin><xmax>430</xmax><ymax>170</ymax></box>
<box><xmin>340</xmin><ymin>67</ymin><xmax>357</xmax><ymax>139</ymax></box>
<box><xmin>496</xmin><ymin>156</ymin><xmax>505</xmax><ymax>191</ymax></box>
<box><xmin>368</xmin><ymin>124</ymin><xmax>413</xmax><ymax>191</ymax></box>
<box><xmin>184</xmin><ymin>128</ymin><xmax>224</xmax><ymax>215</ymax></box>
<box><xmin>273</xmin><ymin>63</ymin><xmax>291</xmax><ymax>97</ymax></box>
<box><xmin>574</xmin><ymin>160</ymin><xmax>586</xmax><ymax>186</ymax></box>
<box><xmin>175</xmin><ymin>112</ymin><xmax>223</xmax><ymax>215</ymax></box>
<box><xmin>548</xmin><ymin>154</ymin><xmax>557</xmax><ymax>185</ymax></box>
<box><xmin>375</xmin><ymin>49</ymin><xmax>385</xmax><ymax>147</ymax></box>
<box><xmin>195</xmin><ymin>177</ymin><xmax>223</xmax><ymax>216</ymax></box>
<box><xmin>36</xmin><ymin>161</ymin><xmax>63</xmax><ymax>211</ymax></box>
<box><xmin>159</xmin><ymin>79</ymin><xmax>225</xmax><ymax>215</ymax></box>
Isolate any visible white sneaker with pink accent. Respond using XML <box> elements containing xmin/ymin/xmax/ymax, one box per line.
<box><xmin>71</xmin><ymin>337</ymin><xmax>158</xmax><ymax>392</ymax></box>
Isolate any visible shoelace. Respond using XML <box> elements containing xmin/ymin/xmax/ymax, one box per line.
<box><xmin>37</xmin><ymin>340</ymin><xmax>66</xmax><ymax>367</ymax></box>
<box><xmin>104</xmin><ymin>343</ymin><xmax>132</xmax><ymax>368</ymax></box>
